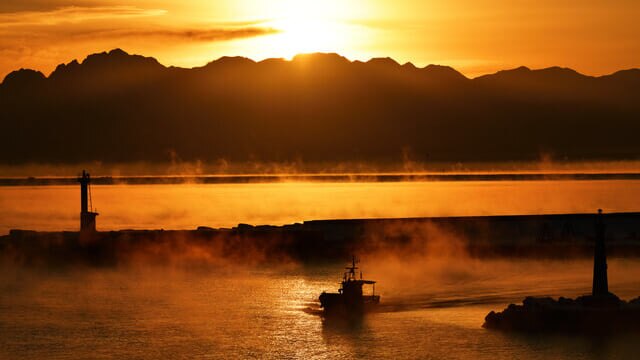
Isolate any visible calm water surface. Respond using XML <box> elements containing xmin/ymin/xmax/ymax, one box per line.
<box><xmin>2</xmin><ymin>180</ymin><xmax>640</xmax><ymax>234</ymax></box>
<box><xmin>2</xmin><ymin>259</ymin><xmax>640</xmax><ymax>359</ymax></box>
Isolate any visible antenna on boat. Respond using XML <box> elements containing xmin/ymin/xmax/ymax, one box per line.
<box><xmin>344</xmin><ymin>255</ymin><xmax>361</xmax><ymax>281</ymax></box>
<box><xmin>346</xmin><ymin>255</ymin><xmax>359</xmax><ymax>270</ymax></box>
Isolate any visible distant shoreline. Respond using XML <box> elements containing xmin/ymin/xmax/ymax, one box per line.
<box><xmin>3</xmin><ymin>173</ymin><xmax>640</xmax><ymax>186</ymax></box>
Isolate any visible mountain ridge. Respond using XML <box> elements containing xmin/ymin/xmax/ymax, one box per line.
<box><xmin>4</xmin><ymin>48</ymin><xmax>638</xmax><ymax>85</ymax></box>
<box><xmin>0</xmin><ymin>48</ymin><xmax>639</xmax><ymax>165</ymax></box>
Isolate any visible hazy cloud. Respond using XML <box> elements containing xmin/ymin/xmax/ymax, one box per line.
<box><xmin>0</xmin><ymin>4</ymin><xmax>279</xmax><ymax>78</ymax></box>
<box><xmin>0</xmin><ymin>5</ymin><xmax>277</xmax><ymax>42</ymax></box>
<box><xmin>73</xmin><ymin>27</ymin><xmax>279</xmax><ymax>42</ymax></box>
<box><xmin>0</xmin><ymin>0</ymin><xmax>96</xmax><ymax>13</ymax></box>
<box><xmin>0</xmin><ymin>6</ymin><xmax>167</xmax><ymax>26</ymax></box>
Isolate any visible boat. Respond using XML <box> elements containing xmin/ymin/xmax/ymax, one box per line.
<box><xmin>319</xmin><ymin>256</ymin><xmax>380</xmax><ymax>315</ymax></box>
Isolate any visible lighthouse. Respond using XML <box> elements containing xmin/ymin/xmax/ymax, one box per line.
<box><xmin>592</xmin><ymin>209</ymin><xmax>609</xmax><ymax>297</ymax></box>
<box><xmin>78</xmin><ymin>170</ymin><xmax>98</xmax><ymax>232</ymax></box>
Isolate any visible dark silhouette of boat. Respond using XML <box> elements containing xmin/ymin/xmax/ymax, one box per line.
<box><xmin>319</xmin><ymin>256</ymin><xmax>380</xmax><ymax>315</ymax></box>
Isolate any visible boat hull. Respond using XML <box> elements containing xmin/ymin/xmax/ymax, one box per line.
<box><xmin>319</xmin><ymin>292</ymin><xmax>380</xmax><ymax>315</ymax></box>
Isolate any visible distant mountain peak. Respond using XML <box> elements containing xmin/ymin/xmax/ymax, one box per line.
<box><xmin>48</xmin><ymin>48</ymin><xmax>164</xmax><ymax>81</ymax></box>
<box><xmin>81</xmin><ymin>48</ymin><xmax>162</xmax><ymax>67</ymax></box>
<box><xmin>258</xmin><ymin>57</ymin><xmax>287</xmax><ymax>66</ymax></box>
<box><xmin>534</xmin><ymin>66</ymin><xmax>585</xmax><ymax>78</ymax></box>
<box><xmin>83</xmin><ymin>49</ymin><xmax>125</xmax><ymax>64</ymax></box>
<box><xmin>424</xmin><ymin>64</ymin><xmax>453</xmax><ymax>70</ymax></box>
<box><xmin>366</xmin><ymin>57</ymin><xmax>400</xmax><ymax>67</ymax></box>
<box><xmin>422</xmin><ymin>64</ymin><xmax>468</xmax><ymax>81</ymax></box>
<box><xmin>497</xmin><ymin>66</ymin><xmax>531</xmax><ymax>75</ymax></box>
<box><xmin>402</xmin><ymin>62</ymin><xmax>417</xmax><ymax>69</ymax></box>
<box><xmin>202</xmin><ymin>56</ymin><xmax>256</xmax><ymax>69</ymax></box>
<box><xmin>291</xmin><ymin>52</ymin><xmax>351</xmax><ymax>66</ymax></box>
<box><xmin>610</xmin><ymin>68</ymin><xmax>640</xmax><ymax>76</ymax></box>
<box><xmin>600</xmin><ymin>68</ymin><xmax>640</xmax><ymax>86</ymax></box>
<box><xmin>474</xmin><ymin>65</ymin><xmax>592</xmax><ymax>84</ymax></box>
<box><xmin>1</xmin><ymin>68</ymin><xmax>46</xmax><ymax>89</ymax></box>
<box><xmin>107</xmin><ymin>48</ymin><xmax>128</xmax><ymax>56</ymax></box>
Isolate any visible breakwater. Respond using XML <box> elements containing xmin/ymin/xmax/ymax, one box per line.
<box><xmin>3</xmin><ymin>212</ymin><xmax>640</xmax><ymax>266</ymax></box>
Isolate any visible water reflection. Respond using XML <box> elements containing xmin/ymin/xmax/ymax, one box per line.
<box><xmin>2</xmin><ymin>259</ymin><xmax>640</xmax><ymax>358</ymax></box>
<box><xmin>321</xmin><ymin>315</ymin><xmax>377</xmax><ymax>359</ymax></box>
<box><xmin>500</xmin><ymin>331</ymin><xmax>640</xmax><ymax>360</ymax></box>
<box><xmin>321</xmin><ymin>315</ymin><xmax>366</xmax><ymax>337</ymax></box>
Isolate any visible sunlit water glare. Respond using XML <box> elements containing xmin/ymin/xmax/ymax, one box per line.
<box><xmin>2</xmin><ymin>260</ymin><xmax>640</xmax><ymax>359</ymax></box>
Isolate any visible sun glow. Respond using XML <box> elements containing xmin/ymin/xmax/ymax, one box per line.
<box><xmin>264</xmin><ymin>0</ymin><xmax>356</xmax><ymax>58</ymax></box>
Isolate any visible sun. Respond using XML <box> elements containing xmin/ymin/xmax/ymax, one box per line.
<box><xmin>266</xmin><ymin>0</ymin><xmax>351</xmax><ymax>58</ymax></box>
<box><xmin>270</xmin><ymin>18</ymin><xmax>340</xmax><ymax>57</ymax></box>
<box><xmin>215</xmin><ymin>0</ymin><xmax>372</xmax><ymax>62</ymax></box>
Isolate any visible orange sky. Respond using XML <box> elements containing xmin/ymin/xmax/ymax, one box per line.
<box><xmin>1</xmin><ymin>0</ymin><xmax>639</xmax><ymax>79</ymax></box>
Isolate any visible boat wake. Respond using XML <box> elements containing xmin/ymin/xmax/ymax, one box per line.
<box><xmin>302</xmin><ymin>290</ymin><xmax>557</xmax><ymax>316</ymax></box>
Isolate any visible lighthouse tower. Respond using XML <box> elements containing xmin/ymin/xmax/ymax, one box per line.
<box><xmin>78</xmin><ymin>170</ymin><xmax>98</xmax><ymax>232</ymax></box>
<box><xmin>592</xmin><ymin>209</ymin><xmax>609</xmax><ymax>297</ymax></box>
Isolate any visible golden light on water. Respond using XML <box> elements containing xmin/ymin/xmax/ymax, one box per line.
<box><xmin>5</xmin><ymin>256</ymin><xmax>640</xmax><ymax>358</ymax></box>
<box><xmin>4</xmin><ymin>180</ymin><xmax>640</xmax><ymax>234</ymax></box>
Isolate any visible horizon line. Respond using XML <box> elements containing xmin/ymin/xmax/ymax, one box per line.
<box><xmin>4</xmin><ymin>48</ymin><xmax>639</xmax><ymax>82</ymax></box>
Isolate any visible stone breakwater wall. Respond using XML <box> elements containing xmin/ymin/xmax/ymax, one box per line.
<box><xmin>3</xmin><ymin>212</ymin><xmax>640</xmax><ymax>266</ymax></box>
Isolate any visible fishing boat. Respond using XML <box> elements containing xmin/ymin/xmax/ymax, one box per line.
<box><xmin>319</xmin><ymin>256</ymin><xmax>380</xmax><ymax>315</ymax></box>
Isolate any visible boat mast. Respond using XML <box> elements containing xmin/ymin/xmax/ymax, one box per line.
<box><xmin>345</xmin><ymin>255</ymin><xmax>359</xmax><ymax>281</ymax></box>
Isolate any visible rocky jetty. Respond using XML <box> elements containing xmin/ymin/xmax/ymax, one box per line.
<box><xmin>484</xmin><ymin>294</ymin><xmax>640</xmax><ymax>333</ymax></box>
<box><xmin>484</xmin><ymin>210</ymin><xmax>640</xmax><ymax>333</ymax></box>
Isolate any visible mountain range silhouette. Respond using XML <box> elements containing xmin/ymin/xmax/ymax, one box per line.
<box><xmin>1</xmin><ymin>49</ymin><xmax>639</xmax><ymax>165</ymax></box>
